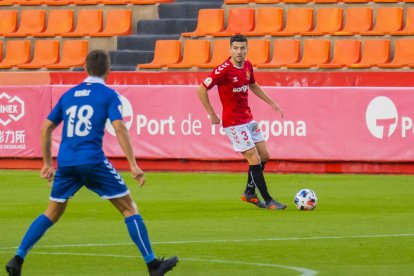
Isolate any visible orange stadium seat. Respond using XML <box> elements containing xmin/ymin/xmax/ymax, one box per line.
<box><xmin>167</xmin><ymin>40</ymin><xmax>210</xmax><ymax>68</ymax></box>
<box><xmin>342</xmin><ymin>0</ymin><xmax>369</xmax><ymax>3</ymax></box>
<box><xmin>302</xmin><ymin>8</ymin><xmax>343</xmax><ymax>35</ymax></box>
<box><xmin>44</xmin><ymin>0</ymin><xmax>73</xmax><ymax>5</ymax></box>
<box><xmin>313</xmin><ymin>0</ymin><xmax>339</xmax><ymax>3</ymax></box>
<box><xmin>271</xmin><ymin>8</ymin><xmax>313</xmax><ymax>36</ymax></box>
<box><xmin>282</xmin><ymin>0</ymin><xmax>310</xmax><ymax>3</ymax></box>
<box><xmin>129</xmin><ymin>0</ymin><xmax>174</xmax><ymax>4</ymax></box>
<box><xmin>72</xmin><ymin>0</ymin><xmax>100</xmax><ymax>4</ymax></box>
<box><xmin>62</xmin><ymin>9</ymin><xmax>103</xmax><ymax>37</ymax></box>
<box><xmin>18</xmin><ymin>40</ymin><xmax>59</xmax><ymax>68</ymax></box>
<box><xmin>318</xmin><ymin>40</ymin><xmax>361</xmax><ymax>69</ymax></box>
<box><xmin>0</xmin><ymin>40</ymin><xmax>31</xmax><ymax>69</ymax></box>
<box><xmin>92</xmin><ymin>9</ymin><xmax>131</xmax><ymax>36</ymax></box>
<box><xmin>46</xmin><ymin>40</ymin><xmax>88</xmax><ymax>69</ymax></box>
<box><xmin>361</xmin><ymin>7</ymin><xmax>403</xmax><ymax>35</ymax></box>
<box><xmin>17</xmin><ymin>0</ymin><xmax>45</xmax><ymax>5</ymax></box>
<box><xmin>5</xmin><ymin>10</ymin><xmax>45</xmax><ymax>37</ymax></box>
<box><xmin>287</xmin><ymin>39</ymin><xmax>330</xmax><ymax>68</ymax></box>
<box><xmin>211</xmin><ymin>8</ymin><xmax>255</xmax><ymax>37</ymax></box>
<box><xmin>256</xmin><ymin>40</ymin><xmax>300</xmax><ymax>68</ymax></box>
<box><xmin>224</xmin><ymin>0</ymin><xmax>251</xmax><ymax>3</ymax></box>
<box><xmin>333</xmin><ymin>7</ymin><xmax>372</xmax><ymax>36</ymax></box>
<box><xmin>244</xmin><ymin>8</ymin><xmax>283</xmax><ymax>36</ymax></box>
<box><xmin>254</xmin><ymin>0</ymin><xmax>280</xmax><ymax>3</ymax></box>
<box><xmin>391</xmin><ymin>8</ymin><xmax>414</xmax><ymax>35</ymax></box>
<box><xmin>138</xmin><ymin>40</ymin><xmax>181</xmax><ymax>69</ymax></box>
<box><xmin>0</xmin><ymin>41</ymin><xmax>2</xmax><ymax>62</ymax></box>
<box><xmin>33</xmin><ymin>10</ymin><xmax>74</xmax><ymax>37</ymax></box>
<box><xmin>246</xmin><ymin>40</ymin><xmax>270</xmax><ymax>66</ymax></box>
<box><xmin>378</xmin><ymin>39</ymin><xmax>414</xmax><ymax>68</ymax></box>
<box><xmin>348</xmin><ymin>39</ymin><xmax>390</xmax><ymax>68</ymax></box>
<box><xmin>374</xmin><ymin>0</ymin><xmax>398</xmax><ymax>2</ymax></box>
<box><xmin>198</xmin><ymin>39</ymin><xmax>230</xmax><ymax>69</ymax></box>
<box><xmin>0</xmin><ymin>10</ymin><xmax>17</xmax><ymax>36</ymax></box>
<box><xmin>101</xmin><ymin>0</ymin><xmax>130</xmax><ymax>4</ymax></box>
<box><xmin>182</xmin><ymin>9</ymin><xmax>224</xmax><ymax>37</ymax></box>
<box><xmin>0</xmin><ymin>0</ymin><xmax>14</xmax><ymax>6</ymax></box>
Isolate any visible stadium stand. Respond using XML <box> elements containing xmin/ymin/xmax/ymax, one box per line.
<box><xmin>197</xmin><ymin>39</ymin><xmax>230</xmax><ymax>68</ymax></box>
<box><xmin>348</xmin><ymin>39</ymin><xmax>390</xmax><ymax>68</ymax></box>
<box><xmin>318</xmin><ymin>40</ymin><xmax>361</xmax><ymax>69</ymax></box>
<box><xmin>256</xmin><ymin>40</ymin><xmax>300</xmax><ymax>68</ymax></box>
<box><xmin>333</xmin><ymin>7</ymin><xmax>372</xmax><ymax>36</ymax></box>
<box><xmin>301</xmin><ymin>8</ymin><xmax>343</xmax><ymax>35</ymax></box>
<box><xmin>0</xmin><ymin>10</ymin><xmax>17</xmax><ymax>36</ymax></box>
<box><xmin>0</xmin><ymin>40</ymin><xmax>31</xmax><ymax>68</ymax></box>
<box><xmin>378</xmin><ymin>39</ymin><xmax>414</xmax><ymax>68</ymax></box>
<box><xmin>360</xmin><ymin>7</ymin><xmax>403</xmax><ymax>35</ymax></box>
<box><xmin>270</xmin><ymin>8</ymin><xmax>313</xmax><ymax>36</ymax></box>
<box><xmin>17</xmin><ymin>40</ymin><xmax>59</xmax><ymax>69</ymax></box>
<box><xmin>166</xmin><ymin>39</ymin><xmax>210</xmax><ymax>68</ymax></box>
<box><xmin>210</xmin><ymin>8</ymin><xmax>255</xmax><ymax>36</ymax></box>
<box><xmin>245</xmin><ymin>39</ymin><xmax>270</xmax><ymax>66</ymax></box>
<box><xmin>286</xmin><ymin>40</ymin><xmax>331</xmax><ymax>68</ymax></box>
<box><xmin>244</xmin><ymin>8</ymin><xmax>283</xmax><ymax>36</ymax></box>
<box><xmin>391</xmin><ymin>8</ymin><xmax>414</xmax><ymax>35</ymax></box>
<box><xmin>46</xmin><ymin>40</ymin><xmax>88</xmax><ymax>69</ymax></box>
<box><xmin>92</xmin><ymin>9</ymin><xmax>132</xmax><ymax>37</ymax></box>
<box><xmin>182</xmin><ymin>9</ymin><xmax>224</xmax><ymax>37</ymax></box>
<box><xmin>138</xmin><ymin>40</ymin><xmax>181</xmax><ymax>69</ymax></box>
<box><xmin>5</xmin><ymin>10</ymin><xmax>45</xmax><ymax>37</ymax></box>
<box><xmin>33</xmin><ymin>9</ymin><xmax>74</xmax><ymax>37</ymax></box>
<box><xmin>61</xmin><ymin>9</ymin><xmax>103</xmax><ymax>37</ymax></box>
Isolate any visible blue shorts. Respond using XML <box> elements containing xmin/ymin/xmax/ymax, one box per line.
<box><xmin>50</xmin><ymin>159</ymin><xmax>129</xmax><ymax>202</ymax></box>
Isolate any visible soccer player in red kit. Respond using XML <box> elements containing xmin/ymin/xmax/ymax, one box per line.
<box><xmin>197</xmin><ymin>34</ymin><xmax>287</xmax><ymax>210</ymax></box>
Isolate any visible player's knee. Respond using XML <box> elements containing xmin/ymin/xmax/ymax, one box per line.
<box><xmin>261</xmin><ymin>152</ymin><xmax>270</xmax><ymax>162</ymax></box>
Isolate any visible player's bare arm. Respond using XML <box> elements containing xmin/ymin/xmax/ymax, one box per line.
<box><xmin>197</xmin><ymin>84</ymin><xmax>221</xmax><ymax>124</ymax></box>
<box><xmin>112</xmin><ymin>119</ymin><xmax>145</xmax><ymax>187</ymax></box>
<box><xmin>40</xmin><ymin>119</ymin><xmax>58</xmax><ymax>185</ymax></box>
<box><xmin>249</xmin><ymin>83</ymin><xmax>284</xmax><ymax>118</ymax></box>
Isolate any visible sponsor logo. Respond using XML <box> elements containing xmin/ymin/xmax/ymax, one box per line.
<box><xmin>105</xmin><ymin>95</ymin><xmax>134</xmax><ymax>136</ymax></box>
<box><xmin>232</xmin><ymin>85</ymin><xmax>249</xmax><ymax>93</ymax></box>
<box><xmin>203</xmin><ymin>77</ymin><xmax>212</xmax><ymax>87</ymax></box>
<box><xmin>0</xmin><ymin>92</ymin><xmax>25</xmax><ymax>126</ymax></box>
<box><xmin>365</xmin><ymin>96</ymin><xmax>398</xmax><ymax>139</ymax></box>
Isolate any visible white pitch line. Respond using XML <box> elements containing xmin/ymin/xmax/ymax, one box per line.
<box><xmin>0</xmin><ymin>251</ymin><xmax>317</xmax><ymax>276</ymax></box>
<box><xmin>0</xmin><ymin>233</ymin><xmax>413</xmax><ymax>250</ymax></box>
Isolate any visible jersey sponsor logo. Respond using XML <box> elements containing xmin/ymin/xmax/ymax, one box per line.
<box><xmin>0</xmin><ymin>92</ymin><xmax>25</xmax><ymax>126</ymax></box>
<box><xmin>203</xmin><ymin>77</ymin><xmax>212</xmax><ymax>87</ymax></box>
<box><xmin>74</xmin><ymin>89</ymin><xmax>91</xmax><ymax>97</ymax></box>
<box><xmin>214</xmin><ymin>61</ymin><xmax>230</xmax><ymax>75</ymax></box>
<box><xmin>232</xmin><ymin>85</ymin><xmax>249</xmax><ymax>93</ymax></box>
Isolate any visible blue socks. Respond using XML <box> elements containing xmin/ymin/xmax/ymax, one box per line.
<box><xmin>16</xmin><ymin>214</ymin><xmax>53</xmax><ymax>259</ymax></box>
<box><xmin>125</xmin><ymin>214</ymin><xmax>155</xmax><ymax>263</ymax></box>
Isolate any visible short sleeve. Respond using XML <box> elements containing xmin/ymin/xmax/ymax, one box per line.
<box><xmin>249</xmin><ymin>66</ymin><xmax>256</xmax><ymax>85</ymax></box>
<box><xmin>47</xmin><ymin>98</ymin><xmax>63</xmax><ymax>125</ymax></box>
<box><xmin>108</xmin><ymin>92</ymin><xmax>123</xmax><ymax>122</ymax></box>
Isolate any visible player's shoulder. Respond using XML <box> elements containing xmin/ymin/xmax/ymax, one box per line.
<box><xmin>244</xmin><ymin>59</ymin><xmax>254</xmax><ymax>69</ymax></box>
<box><xmin>212</xmin><ymin>59</ymin><xmax>232</xmax><ymax>76</ymax></box>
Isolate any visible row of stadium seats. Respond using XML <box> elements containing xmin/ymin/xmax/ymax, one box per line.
<box><xmin>225</xmin><ymin>0</ymin><xmax>414</xmax><ymax>3</ymax></box>
<box><xmin>0</xmin><ymin>0</ymin><xmax>172</xmax><ymax>6</ymax></box>
<box><xmin>0</xmin><ymin>39</ymin><xmax>88</xmax><ymax>68</ymax></box>
<box><xmin>184</xmin><ymin>7</ymin><xmax>414</xmax><ymax>37</ymax></box>
<box><xmin>138</xmin><ymin>38</ymin><xmax>414</xmax><ymax>69</ymax></box>
<box><xmin>0</xmin><ymin>9</ymin><xmax>131</xmax><ymax>37</ymax></box>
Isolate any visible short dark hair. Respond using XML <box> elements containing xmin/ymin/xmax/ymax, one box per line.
<box><xmin>230</xmin><ymin>34</ymin><xmax>248</xmax><ymax>46</ymax></box>
<box><xmin>85</xmin><ymin>50</ymin><xmax>110</xmax><ymax>77</ymax></box>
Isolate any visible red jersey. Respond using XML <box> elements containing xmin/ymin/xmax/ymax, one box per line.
<box><xmin>202</xmin><ymin>58</ymin><xmax>256</xmax><ymax>127</ymax></box>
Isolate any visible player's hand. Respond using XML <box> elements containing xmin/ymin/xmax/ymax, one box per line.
<box><xmin>272</xmin><ymin>103</ymin><xmax>284</xmax><ymax>118</ymax></box>
<box><xmin>40</xmin><ymin>165</ymin><xmax>55</xmax><ymax>187</ymax></box>
<box><xmin>131</xmin><ymin>165</ymin><xmax>145</xmax><ymax>187</ymax></box>
<box><xmin>209</xmin><ymin>113</ymin><xmax>221</xmax><ymax>125</ymax></box>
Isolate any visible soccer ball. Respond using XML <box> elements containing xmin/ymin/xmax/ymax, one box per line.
<box><xmin>294</xmin><ymin>189</ymin><xmax>317</xmax><ymax>210</ymax></box>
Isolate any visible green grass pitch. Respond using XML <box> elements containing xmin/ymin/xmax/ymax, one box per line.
<box><xmin>0</xmin><ymin>170</ymin><xmax>413</xmax><ymax>275</ymax></box>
